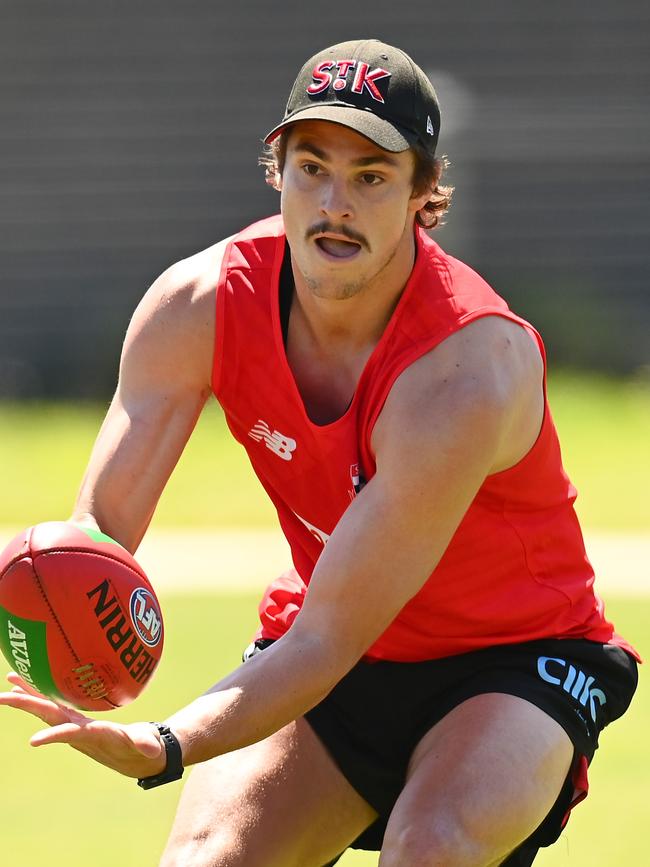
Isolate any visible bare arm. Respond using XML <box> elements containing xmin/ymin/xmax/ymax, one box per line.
<box><xmin>71</xmin><ymin>239</ymin><xmax>229</xmax><ymax>551</ymax></box>
<box><xmin>0</xmin><ymin>240</ymin><xmax>230</xmax><ymax>773</ymax></box>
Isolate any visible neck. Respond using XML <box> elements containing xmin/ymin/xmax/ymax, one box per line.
<box><xmin>290</xmin><ymin>225</ymin><xmax>418</xmax><ymax>352</ymax></box>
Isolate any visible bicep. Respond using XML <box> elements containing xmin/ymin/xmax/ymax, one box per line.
<box><xmin>72</xmin><ymin>382</ymin><xmax>209</xmax><ymax>553</ymax></box>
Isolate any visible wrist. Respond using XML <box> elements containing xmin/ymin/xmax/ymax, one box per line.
<box><xmin>137</xmin><ymin>723</ymin><xmax>184</xmax><ymax>790</ymax></box>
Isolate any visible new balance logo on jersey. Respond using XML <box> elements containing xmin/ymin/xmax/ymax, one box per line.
<box><xmin>537</xmin><ymin>656</ymin><xmax>607</xmax><ymax>724</ymax></box>
<box><xmin>248</xmin><ymin>420</ymin><xmax>297</xmax><ymax>461</ymax></box>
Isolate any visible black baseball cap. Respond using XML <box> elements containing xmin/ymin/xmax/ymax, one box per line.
<box><xmin>264</xmin><ymin>39</ymin><xmax>440</xmax><ymax>157</ymax></box>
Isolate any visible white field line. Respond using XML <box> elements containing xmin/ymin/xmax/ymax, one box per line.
<box><xmin>0</xmin><ymin>527</ymin><xmax>648</xmax><ymax>597</ymax></box>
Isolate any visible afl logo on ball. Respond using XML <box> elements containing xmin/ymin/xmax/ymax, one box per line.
<box><xmin>129</xmin><ymin>588</ymin><xmax>163</xmax><ymax>647</ymax></box>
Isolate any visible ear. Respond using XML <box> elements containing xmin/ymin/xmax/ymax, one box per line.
<box><xmin>408</xmin><ymin>185</ymin><xmax>433</xmax><ymax>214</ymax></box>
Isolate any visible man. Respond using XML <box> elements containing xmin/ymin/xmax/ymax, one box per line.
<box><xmin>0</xmin><ymin>39</ymin><xmax>639</xmax><ymax>867</ymax></box>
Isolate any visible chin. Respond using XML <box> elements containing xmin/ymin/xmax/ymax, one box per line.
<box><xmin>306</xmin><ymin>275</ymin><xmax>366</xmax><ymax>301</ymax></box>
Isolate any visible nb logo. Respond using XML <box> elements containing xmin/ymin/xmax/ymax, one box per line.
<box><xmin>248</xmin><ymin>420</ymin><xmax>297</xmax><ymax>461</ymax></box>
<box><xmin>537</xmin><ymin>656</ymin><xmax>607</xmax><ymax>724</ymax></box>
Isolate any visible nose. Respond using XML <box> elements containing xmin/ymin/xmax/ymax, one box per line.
<box><xmin>319</xmin><ymin>177</ymin><xmax>354</xmax><ymax>221</ymax></box>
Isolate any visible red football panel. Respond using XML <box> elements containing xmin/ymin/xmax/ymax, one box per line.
<box><xmin>0</xmin><ymin>556</ymin><xmax>52</xmax><ymax>621</ymax></box>
<box><xmin>32</xmin><ymin>610</ymin><xmax>120</xmax><ymax>711</ymax></box>
<box><xmin>33</xmin><ymin>551</ymin><xmax>163</xmax><ymax>710</ymax></box>
<box><xmin>28</xmin><ymin>522</ymin><xmax>149</xmax><ymax>580</ymax></box>
<box><xmin>0</xmin><ymin>530</ymin><xmax>31</xmax><ymax>576</ymax></box>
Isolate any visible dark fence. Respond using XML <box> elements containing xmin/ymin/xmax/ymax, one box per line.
<box><xmin>1</xmin><ymin>0</ymin><xmax>648</xmax><ymax>396</ymax></box>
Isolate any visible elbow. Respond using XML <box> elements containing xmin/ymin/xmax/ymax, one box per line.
<box><xmin>284</xmin><ymin>618</ymin><xmax>367</xmax><ymax>696</ymax></box>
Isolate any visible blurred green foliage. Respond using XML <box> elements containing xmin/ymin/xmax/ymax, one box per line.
<box><xmin>0</xmin><ymin>371</ymin><xmax>648</xmax><ymax>530</ymax></box>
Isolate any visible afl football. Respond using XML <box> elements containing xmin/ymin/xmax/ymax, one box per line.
<box><xmin>0</xmin><ymin>522</ymin><xmax>163</xmax><ymax>711</ymax></box>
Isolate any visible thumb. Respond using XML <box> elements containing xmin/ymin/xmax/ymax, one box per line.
<box><xmin>128</xmin><ymin>722</ymin><xmax>167</xmax><ymax>759</ymax></box>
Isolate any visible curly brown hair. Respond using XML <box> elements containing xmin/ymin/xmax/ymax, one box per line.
<box><xmin>259</xmin><ymin>131</ymin><xmax>453</xmax><ymax>230</ymax></box>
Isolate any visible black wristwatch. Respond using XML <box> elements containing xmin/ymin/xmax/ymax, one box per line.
<box><xmin>137</xmin><ymin>723</ymin><xmax>185</xmax><ymax>790</ymax></box>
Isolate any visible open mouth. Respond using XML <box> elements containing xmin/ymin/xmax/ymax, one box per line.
<box><xmin>315</xmin><ymin>236</ymin><xmax>362</xmax><ymax>259</ymax></box>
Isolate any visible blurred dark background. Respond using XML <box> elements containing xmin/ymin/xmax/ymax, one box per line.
<box><xmin>1</xmin><ymin>0</ymin><xmax>648</xmax><ymax>397</ymax></box>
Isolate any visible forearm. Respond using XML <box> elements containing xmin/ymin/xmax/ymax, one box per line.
<box><xmin>69</xmin><ymin>391</ymin><xmax>208</xmax><ymax>552</ymax></box>
<box><xmin>165</xmin><ymin>628</ymin><xmax>346</xmax><ymax>766</ymax></box>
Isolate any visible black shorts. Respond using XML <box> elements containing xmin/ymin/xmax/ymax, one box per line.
<box><xmin>244</xmin><ymin>637</ymin><xmax>638</xmax><ymax>865</ymax></box>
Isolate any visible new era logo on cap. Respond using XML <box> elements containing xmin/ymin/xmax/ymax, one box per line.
<box><xmin>265</xmin><ymin>38</ymin><xmax>441</xmax><ymax>158</ymax></box>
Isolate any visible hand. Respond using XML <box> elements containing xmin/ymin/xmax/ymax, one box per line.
<box><xmin>0</xmin><ymin>672</ymin><xmax>166</xmax><ymax>779</ymax></box>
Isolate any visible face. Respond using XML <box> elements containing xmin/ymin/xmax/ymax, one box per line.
<box><xmin>277</xmin><ymin>120</ymin><xmax>429</xmax><ymax>301</ymax></box>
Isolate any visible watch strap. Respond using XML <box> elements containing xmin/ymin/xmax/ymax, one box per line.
<box><xmin>137</xmin><ymin>722</ymin><xmax>184</xmax><ymax>790</ymax></box>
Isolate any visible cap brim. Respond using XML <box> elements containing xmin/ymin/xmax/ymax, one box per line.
<box><xmin>264</xmin><ymin>105</ymin><xmax>417</xmax><ymax>153</ymax></box>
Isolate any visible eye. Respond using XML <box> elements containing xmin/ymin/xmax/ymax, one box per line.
<box><xmin>302</xmin><ymin>162</ymin><xmax>322</xmax><ymax>176</ymax></box>
<box><xmin>359</xmin><ymin>172</ymin><xmax>383</xmax><ymax>186</ymax></box>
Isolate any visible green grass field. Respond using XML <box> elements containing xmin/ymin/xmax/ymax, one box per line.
<box><xmin>0</xmin><ymin>593</ymin><xmax>646</xmax><ymax>866</ymax></box>
<box><xmin>0</xmin><ymin>371</ymin><xmax>649</xmax><ymax>531</ymax></box>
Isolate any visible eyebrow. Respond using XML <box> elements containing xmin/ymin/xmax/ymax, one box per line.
<box><xmin>292</xmin><ymin>140</ymin><xmax>400</xmax><ymax>168</ymax></box>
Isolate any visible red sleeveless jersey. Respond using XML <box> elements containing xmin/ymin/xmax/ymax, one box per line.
<box><xmin>212</xmin><ymin>215</ymin><xmax>638</xmax><ymax>663</ymax></box>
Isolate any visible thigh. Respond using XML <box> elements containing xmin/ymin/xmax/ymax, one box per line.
<box><xmin>379</xmin><ymin>693</ymin><xmax>574</xmax><ymax>867</ymax></box>
<box><xmin>160</xmin><ymin>716</ymin><xmax>377</xmax><ymax>867</ymax></box>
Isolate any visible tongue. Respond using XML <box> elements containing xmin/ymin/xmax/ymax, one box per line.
<box><xmin>318</xmin><ymin>237</ymin><xmax>360</xmax><ymax>258</ymax></box>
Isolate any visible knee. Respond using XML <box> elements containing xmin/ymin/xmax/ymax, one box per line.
<box><xmin>380</xmin><ymin>818</ymin><xmax>495</xmax><ymax>867</ymax></box>
<box><xmin>159</xmin><ymin>830</ymin><xmax>213</xmax><ymax>867</ymax></box>
<box><xmin>159</xmin><ymin>828</ymin><xmax>244</xmax><ymax>867</ymax></box>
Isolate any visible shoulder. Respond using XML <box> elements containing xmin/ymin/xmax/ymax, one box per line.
<box><xmin>142</xmin><ymin>235</ymin><xmax>234</xmax><ymax>326</ymax></box>
<box><xmin>120</xmin><ymin>235</ymin><xmax>234</xmax><ymax>394</ymax></box>
<box><xmin>417</xmin><ymin>233</ymin><xmax>507</xmax><ymax>306</ymax></box>
<box><xmin>387</xmin><ymin>315</ymin><xmax>541</xmax><ymax>407</ymax></box>
<box><xmin>373</xmin><ymin>315</ymin><xmax>544</xmax><ymax>473</ymax></box>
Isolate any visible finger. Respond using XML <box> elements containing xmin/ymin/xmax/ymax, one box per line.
<box><xmin>5</xmin><ymin>673</ymin><xmax>90</xmax><ymax>723</ymax></box>
<box><xmin>0</xmin><ymin>690</ymin><xmax>73</xmax><ymax>726</ymax></box>
<box><xmin>6</xmin><ymin>671</ymin><xmax>47</xmax><ymax>697</ymax></box>
<box><xmin>30</xmin><ymin>722</ymin><xmax>84</xmax><ymax>747</ymax></box>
